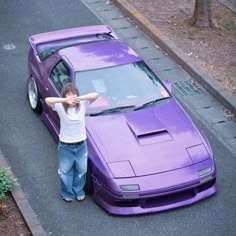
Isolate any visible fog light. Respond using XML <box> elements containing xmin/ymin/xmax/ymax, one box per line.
<box><xmin>120</xmin><ymin>184</ymin><xmax>140</xmax><ymax>191</ymax></box>
<box><xmin>198</xmin><ymin>166</ymin><xmax>212</xmax><ymax>176</ymax></box>
<box><xmin>200</xmin><ymin>176</ymin><xmax>213</xmax><ymax>184</ymax></box>
<box><xmin>123</xmin><ymin>194</ymin><xmax>140</xmax><ymax>199</ymax></box>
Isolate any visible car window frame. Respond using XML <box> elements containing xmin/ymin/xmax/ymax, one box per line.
<box><xmin>49</xmin><ymin>58</ymin><xmax>72</xmax><ymax>94</ymax></box>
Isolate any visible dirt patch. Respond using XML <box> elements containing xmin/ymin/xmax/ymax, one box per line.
<box><xmin>126</xmin><ymin>0</ymin><xmax>236</xmax><ymax>96</ymax></box>
<box><xmin>0</xmin><ymin>194</ymin><xmax>32</xmax><ymax>236</ymax></box>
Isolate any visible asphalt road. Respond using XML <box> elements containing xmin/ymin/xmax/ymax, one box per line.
<box><xmin>0</xmin><ymin>1</ymin><xmax>235</xmax><ymax>236</ymax></box>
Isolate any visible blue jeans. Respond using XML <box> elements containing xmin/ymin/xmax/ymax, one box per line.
<box><xmin>57</xmin><ymin>141</ymin><xmax>88</xmax><ymax>199</ymax></box>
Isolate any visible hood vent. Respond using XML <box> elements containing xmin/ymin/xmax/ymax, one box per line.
<box><xmin>124</xmin><ymin>110</ymin><xmax>172</xmax><ymax>145</ymax></box>
<box><xmin>136</xmin><ymin>129</ymin><xmax>167</xmax><ymax>138</ymax></box>
<box><xmin>137</xmin><ymin>130</ymin><xmax>172</xmax><ymax>145</ymax></box>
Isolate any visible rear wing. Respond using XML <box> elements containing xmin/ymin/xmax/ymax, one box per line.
<box><xmin>29</xmin><ymin>25</ymin><xmax>117</xmax><ymax>60</ymax></box>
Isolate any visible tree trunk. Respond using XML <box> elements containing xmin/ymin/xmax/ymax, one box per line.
<box><xmin>189</xmin><ymin>0</ymin><xmax>217</xmax><ymax>28</ymax></box>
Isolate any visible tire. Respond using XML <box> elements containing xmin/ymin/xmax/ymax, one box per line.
<box><xmin>27</xmin><ymin>77</ymin><xmax>42</xmax><ymax>113</ymax></box>
<box><xmin>85</xmin><ymin>163</ymin><xmax>93</xmax><ymax>194</ymax></box>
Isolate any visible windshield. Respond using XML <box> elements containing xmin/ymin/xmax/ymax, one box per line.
<box><xmin>75</xmin><ymin>61</ymin><xmax>170</xmax><ymax>113</ymax></box>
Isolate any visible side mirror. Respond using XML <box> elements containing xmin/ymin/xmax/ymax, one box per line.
<box><xmin>163</xmin><ymin>80</ymin><xmax>171</xmax><ymax>92</ymax></box>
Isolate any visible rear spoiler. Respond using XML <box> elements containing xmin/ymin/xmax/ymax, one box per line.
<box><xmin>29</xmin><ymin>25</ymin><xmax>117</xmax><ymax>55</ymax></box>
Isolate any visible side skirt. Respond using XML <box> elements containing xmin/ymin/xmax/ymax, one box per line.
<box><xmin>41</xmin><ymin>111</ymin><xmax>59</xmax><ymax>143</ymax></box>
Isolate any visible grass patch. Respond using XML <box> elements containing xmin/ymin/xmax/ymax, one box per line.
<box><xmin>0</xmin><ymin>167</ymin><xmax>17</xmax><ymax>202</ymax></box>
<box><xmin>221</xmin><ymin>18</ymin><xmax>236</xmax><ymax>31</ymax></box>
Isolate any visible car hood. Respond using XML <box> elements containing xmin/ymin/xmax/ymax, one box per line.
<box><xmin>86</xmin><ymin>99</ymin><xmax>207</xmax><ymax>177</ymax></box>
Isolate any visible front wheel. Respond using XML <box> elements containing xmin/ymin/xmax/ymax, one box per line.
<box><xmin>27</xmin><ymin>77</ymin><xmax>42</xmax><ymax>113</ymax></box>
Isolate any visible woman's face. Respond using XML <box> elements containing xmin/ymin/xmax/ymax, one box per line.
<box><xmin>65</xmin><ymin>91</ymin><xmax>77</xmax><ymax>107</ymax></box>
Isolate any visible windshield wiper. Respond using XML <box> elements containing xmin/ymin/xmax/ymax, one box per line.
<box><xmin>89</xmin><ymin>105</ymin><xmax>136</xmax><ymax>116</ymax></box>
<box><xmin>134</xmin><ymin>97</ymin><xmax>170</xmax><ymax>111</ymax></box>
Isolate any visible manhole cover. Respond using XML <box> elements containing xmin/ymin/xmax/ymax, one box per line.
<box><xmin>173</xmin><ymin>80</ymin><xmax>203</xmax><ymax>96</ymax></box>
<box><xmin>2</xmin><ymin>44</ymin><xmax>16</xmax><ymax>50</ymax></box>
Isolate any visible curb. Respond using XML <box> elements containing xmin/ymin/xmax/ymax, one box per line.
<box><xmin>219</xmin><ymin>0</ymin><xmax>236</xmax><ymax>14</ymax></box>
<box><xmin>0</xmin><ymin>150</ymin><xmax>46</xmax><ymax>236</ymax></box>
<box><xmin>112</xmin><ymin>0</ymin><xmax>236</xmax><ymax>115</ymax></box>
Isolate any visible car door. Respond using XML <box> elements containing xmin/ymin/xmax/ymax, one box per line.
<box><xmin>44</xmin><ymin>58</ymin><xmax>72</xmax><ymax>136</ymax></box>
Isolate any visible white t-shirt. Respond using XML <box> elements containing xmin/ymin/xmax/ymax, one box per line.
<box><xmin>53</xmin><ymin>100</ymin><xmax>90</xmax><ymax>143</ymax></box>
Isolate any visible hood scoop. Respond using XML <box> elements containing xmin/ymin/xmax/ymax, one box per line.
<box><xmin>125</xmin><ymin>110</ymin><xmax>172</xmax><ymax>145</ymax></box>
<box><xmin>136</xmin><ymin>130</ymin><xmax>171</xmax><ymax>145</ymax></box>
<box><xmin>137</xmin><ymin>129</ymin><xmax>168</xmax><ymax>138</ymax></box>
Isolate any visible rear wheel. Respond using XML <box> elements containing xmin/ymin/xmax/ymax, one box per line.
<box><xmin>27</xmin><ymin>77</ymin><xmax>42</xmax><ymax>113</ymax></box>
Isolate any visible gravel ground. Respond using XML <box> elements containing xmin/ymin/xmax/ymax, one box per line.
<box><xmin>0</xmin><ymin>194</ymin><xmax>32</xmax><ymax>236</ymax></box>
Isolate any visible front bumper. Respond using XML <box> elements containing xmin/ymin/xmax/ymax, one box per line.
<box><xmin>92</xmin><ymin>159</ymin><xmax>217</xmax><ymax>215</ymax></box>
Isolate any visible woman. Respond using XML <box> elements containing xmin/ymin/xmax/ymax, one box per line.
<box><xmin>45</xmin><ymin>83</ymin><xmax>98</xmax><ymax>202</ymax></box>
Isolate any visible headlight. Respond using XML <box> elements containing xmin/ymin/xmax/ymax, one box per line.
<box><xmin>187</xmin><ymin>144</ymin><xmax>209</xmax><ymax>163</ymax></box>
<box><xmin>198</xmin><ymin>166</ymin><xmax>212</xmax><ymax>176</ymax></box>
<box><xmin>119</xmin><ymin>184</ymin><xmax>140</xmax><ymax>191</ymax></box>
<box><xmin>108</xmin><ymin>161</ymin><xmax>135</xmax><ymax>178</ymax></box>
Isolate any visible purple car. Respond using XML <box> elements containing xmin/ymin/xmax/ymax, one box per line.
<box><xmin>27</xmin><ymin>25</ymin><xmax>217</xmax><ymax>215</ymax></box>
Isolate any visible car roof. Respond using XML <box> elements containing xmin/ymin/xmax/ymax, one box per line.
<box><xmin>58</xmin><ymin>39</ymin><xmax>142</xmax><ymax>71</ymax></box>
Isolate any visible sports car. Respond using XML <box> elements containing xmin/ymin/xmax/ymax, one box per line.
<box><xmin>27</xmin><ymin>25</ymin><xmax>217</xmax><ymax>215</ymax></box>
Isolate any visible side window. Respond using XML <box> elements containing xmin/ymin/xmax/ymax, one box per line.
<box><xmin>50</xmin><ymin>61</ymin><xmax>71</xmax><ymax>93</ymax></box>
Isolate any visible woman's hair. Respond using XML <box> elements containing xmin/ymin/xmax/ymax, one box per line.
<box><xmin>61</xmin><ymin>82</ymin><xmax>80</xmax><ymax>112</ymax></box>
